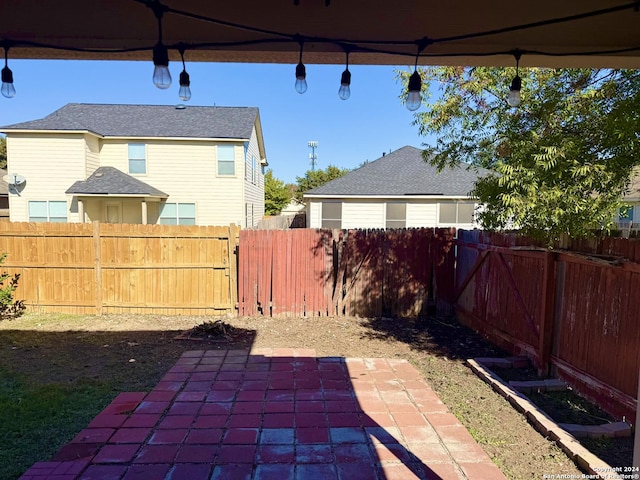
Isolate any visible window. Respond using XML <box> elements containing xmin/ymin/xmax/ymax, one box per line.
<box><xmin>619</xmin><ymin>205</ymin><xmax>634</xmax><ymax>221</ymax></box>
<box><xmin>439</xmin><ymin>202</ymin><xmax>475</xmax><ymax>224</ymax></box>
<box><xmin>217</xmin><ymin>145</ymin><xmax>235</xmax><ymax>175</ymax></box>
<box><xmin>252</xmin><ymin>156</ymin><xmax>257</xmax><ymax>185</ymax></box>
<box><xmin>386</xmin><ymin>203</ymin><xmax>406</xmax><ymax>229</ymax></box>
<box><xmin>321</xmin><ymin>202</ymin><xmax>342</xmax><ymax>229</ymax></box>
<box><xmin>128</xmin><ymin>144</ymin><xmax>146</xmax><ymax>174</ymax></box>
<box><xmin>458</xmin><ymin>202</ymin><xmax>475</xmax><ymax>223</ymax></box>
<box><xmin>159</xmin><ymin>203</ymin><xmax>196</xmax><ymax>225</ymax></box>
<box><xmin>29</xmin><ymin>201</ymin><xmax>67</xmax><ymax>222</ymax></box>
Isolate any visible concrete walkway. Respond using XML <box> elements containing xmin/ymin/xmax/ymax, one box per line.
<box><xmin>20</xmin><ymin>349</ymin><xmax>507</xmax><ymax>480</ymax></box>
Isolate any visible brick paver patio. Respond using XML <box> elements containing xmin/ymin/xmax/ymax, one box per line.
<box><xmin>19</xmin><ymin>348</ymin><xmax>507</xmax><ymax>480</ymax></box>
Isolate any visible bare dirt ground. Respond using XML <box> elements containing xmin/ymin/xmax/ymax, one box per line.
<box><xmin>0</xmin><ymin>312</ymin><xmax>596</xmax><ymax>479</ymax></box>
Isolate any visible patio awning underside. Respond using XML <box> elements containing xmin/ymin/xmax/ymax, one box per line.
<box><xmin>1</xmin><ymin>0</ymin><xmax>639</xmax><ymax>68</ymax></box>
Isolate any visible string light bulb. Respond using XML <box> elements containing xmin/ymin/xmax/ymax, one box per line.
<box><xmin>153</xmin><ymin>43</ymin><xmax>171</xmax><ymax>89</ymax></box>
<box><xmin>1</xmin><ymin>46</ymin><xmax>16</xmax><ymax>98</ymax></box>
<box><xmin>338</xmin><ymin>51</ymin><xmax>351</xmax><ymax>100</ymax></box>
<box><xmin>406</xmin><ymin>71</ymin><xmax>422</xmax><ymax>111</ymax></box>
<box><xmin>150</xmin><ymin>1</ymin><xmax>171</xmax><ymax>89</ymax></box>
<box><xmin>178</xmin><ymin>47</ymin><xmax>191</xmax><ymax>101</ymax></box>
<box><xmin>295</xmin><ymin>41</ymin><xmax>307</xmax><ymax>94</ymax></box>
<box><xmin>406</xmin><ymin>40</ymin><xmax>429</xmax><ymax>111</ymax></box>
<box><xmin>507</xmin><ymin>52</ymin><xmax>522</xmax><ymax>107</ymax></box>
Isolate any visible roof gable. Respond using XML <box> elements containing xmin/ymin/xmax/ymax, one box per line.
<box><xmin>65</xmin><ymin>167</ymin><xmax>168</xmax><ymax>197</ymax></box>
<box><xmin>304</xmin><ymin>146</ymin><xmax>489</xmax><ymax>197</ymax></box>
<box><xmin>1</xmin><ymin>103</ymin><xmax>259</xmax><ymax>140</ymax></box>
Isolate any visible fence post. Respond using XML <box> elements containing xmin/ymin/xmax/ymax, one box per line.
<box><xmin>634</xmin><ymin>367</ymin><xmax>639</xmax><ymax>469</ymax></box>
<box><xmin>538</xmin><ymin>250</ymin><xmax>556</xmax><ymax>375</ymax></box>
<box><xmin>93</xmin><ymin>221</ymin><xmax>103</xmax><ymax>315</ymax></box>
<box><xmin>228</xmin><ymin>224</ymin><xmax>239</xmax><ymax>315</ymax></box>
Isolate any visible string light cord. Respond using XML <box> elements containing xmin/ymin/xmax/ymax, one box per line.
<box><xmin>1</xmin><ymin>1</ymin><xmax>639</xmax><ymax>104</ymax></box>
<box><xmin>133</xmin><ymin>0</ymin><xmax>640</xmax><ymax>50</ymax></box>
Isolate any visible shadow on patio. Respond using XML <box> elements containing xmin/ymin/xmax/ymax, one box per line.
<box><xmin>19</xmin><ymin>347</ymin><xmax>505</xmax><ymax>480</ymax></box>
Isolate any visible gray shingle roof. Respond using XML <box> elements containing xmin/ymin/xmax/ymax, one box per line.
<box><xmin>1</xmin><ymin>103</ymin><xmax>259</xmax><ymax>139</ymax></box>
<box><xmin>65</xmin><ymin>167</ymin><xmax>168</xmax><ymax>197</ymax></box>
<box><xmin>304</xmin><ymin>146</ymin><xmax>489</xmax><ymax>197</ymax></box>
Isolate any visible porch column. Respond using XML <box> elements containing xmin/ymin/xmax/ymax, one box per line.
<box><xmin>78</xmin><ymin>198</ymin><xmax>85</xmax><ymax>223</ymax></box>
<box><xmin>141</xmin><ymin>199</ymin><xmax>148</xmax><ymax>225</ymax></box>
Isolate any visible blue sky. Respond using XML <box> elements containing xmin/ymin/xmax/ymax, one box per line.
<box><xmin>0</xmin><ymin>60</ymin><xmax>435</xmax><ymax>183</ymax></box>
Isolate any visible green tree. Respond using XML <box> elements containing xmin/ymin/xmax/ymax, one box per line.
<box><xmin>0</xmin><ymin>136</ymin><xmax>6</xmax><ymax>169</ymax></box>
<box><xmin>295</xmin><ymin>165</ymin><xmax>350</xmax><ymax>202</ymax></box>
<box><xmin>264</xmin><ymin>169</ymin><xmax>291</xmax><ymax>215</ymax></box>
<box><xmin>402</xmin><ymin>67</ymin><xmax>640</xmax><ymax>243</ymax></box>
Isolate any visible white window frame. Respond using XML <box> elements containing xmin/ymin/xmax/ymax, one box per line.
<box><xmin>217</xmin><ymin>145</ymin><xmax>236</xmax><ymax>176</ymax></box>
<box><xmin>321</xmin><ymin>202</ymin><xmax>342</xmax><ymax>229</ymax></box>
<box><xmin>385</xmin><ymin>202</ymin><xmax>406</xmax><ymax>229</ymax></box>
<box><xmin>439</xmin><ymin>201</ymin><xmax>475</xmax><ymax>224</ymax></box>
<box><xmin>128</xmin><ymin>143</ymin><xmax>147</xmax><ymax>175</ymax></box>
<box><xmin>159</xmin><ymin>202</ymin><xmax>196</xmax><ymax>225</ymax></box>
<box><xmin>28</xmin><ymin>200</ymin><xmax>68</xmax><ymax>223</ymax></box>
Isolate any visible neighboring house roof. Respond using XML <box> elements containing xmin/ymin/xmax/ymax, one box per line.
<box><xmin>1</xmin><ymin>103</ymin><xmax>260</xmax><ymax>140</ymax></box>
<box><xmin>304</xmin><ymin>146</ymin><xmax>489</xmax><ymax>197</ymax></box>
<box><xmin>65</xmin><ymin>167</ymin><xmax>168</xmax><ymax>197</ymax></box>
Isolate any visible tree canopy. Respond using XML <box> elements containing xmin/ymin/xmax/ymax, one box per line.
<box><xmin>0</xmin><ymin>136</ymin><xmax>6</xmax><ymax>169</ymax></box>
<box><xmin>403</xmin><ymin>67</ymin><xmax>640</xmax><ymax>242</ymax></box>
<box><xmin>264</xmin><ymin>169</ymin><xmax>291</xmax><ymax>215</ymax></box>
<box><xmin>295</xmin><ymin>165</ymin><xmax>350</xmax><ymax>202</ymax></box>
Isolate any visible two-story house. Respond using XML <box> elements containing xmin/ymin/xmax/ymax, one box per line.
<box><xmin>0</xmin><ymin>103</ymin><xmax>267</xmax><ymax>227</ymax></box>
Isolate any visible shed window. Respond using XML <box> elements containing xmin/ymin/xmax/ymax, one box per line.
<box><xmin>217</xmin><ymin>145</ymin><xmax>235</xmax><ymax>175</ymax></box>
<box><xmin>29</xmin><ymin>201</ymin><xmax>67</xmax><ymax>222</ymax></box>
<box><xmin>159</xmin><ymin>203</ymin><xmax>196</xmax><ymax>225</ymax></box>
<box><xmin>386</xmin><ymin>202</ymin><xmax>406</xmax><ymax>229</ymax></box>
<box><xmin>128</xmin><ymin>144</ymin><xmax>146</xmax><ymax>174</ymax></box>
<box><xmin>322</xmin><ymin>202</ymin><xmax>342</xmax><ymax>229</ymax></box>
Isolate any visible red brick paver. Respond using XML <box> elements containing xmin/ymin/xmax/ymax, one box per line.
<box><xmin>19</xmin><ymin>349</ymin><xmax>507</xmax><ymax>480</ymax></box>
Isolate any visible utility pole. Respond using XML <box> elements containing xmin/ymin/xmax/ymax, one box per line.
<box><xmin>308</xmin><ymin>141</ymin><xmax>318</xmax><ymax>171</ymax></box>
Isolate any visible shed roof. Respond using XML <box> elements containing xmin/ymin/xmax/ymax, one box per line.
<box><xmin>1</xmin><ymin>103</ymin><xmax>260</xmax><ymax>139</ymax></box>
<box><xmin>304</xmin><ymin>146</ymin><xmax>489</xmax><ymax>197</ymax></box>
<box><xmin>65</xmin><ymin>167</ymin><xmax>168</xmax><ymax>197</ymax></box>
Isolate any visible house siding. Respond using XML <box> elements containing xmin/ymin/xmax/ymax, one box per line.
<box><xmin>406</xmin><ymin>202</ymin><xmax>437</xmax><ymax>227</ymax></box>
<box><xmin>243</xmin><ymin>127</ymin><xmax>265</xmax><ymax>228</ymax></box>
<box><xmin>342</xmin><ymin>200</ymin><xmax>385</xmax><ymax>229</ymax></box>
<box><xmin>84</xmin><ymin>134</ymin><xmax>101</xmax><ymax>178</ymax></box>
<box><xmin>6</xmin><ymin>133</ymin><xmax>86</xmax><ymax>222</ymax></box>
<box><xmin>308</xmin><ymin>201</ymin><xmax>321</xmax><ymax>228</ymax></box>
<box><xmin>306</xmin><ymin>197</ymin><xmax>479</xmax><ymax>229</ymax></box>
<box><xmin>99</xmin><ymin>139</ymin><xmax>245</xmax><ymax>226</ymax></box>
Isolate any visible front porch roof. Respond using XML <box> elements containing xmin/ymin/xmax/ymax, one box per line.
<box><xmin>65</xmin><ymin>167</ymin><xmax>168</xmax><ymax>198</ymax></box>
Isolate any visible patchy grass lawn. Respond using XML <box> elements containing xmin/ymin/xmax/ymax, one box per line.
<box><xmin>0</xmin><ymin>312</ymin><xmax>589</xmax><ymax>480</ymax></box>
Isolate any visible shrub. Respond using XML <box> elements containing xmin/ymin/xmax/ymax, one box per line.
<box><xmin>0</xmin><ymin>253</ymin><xmax>25</xmax><ymax>319</ymax></box>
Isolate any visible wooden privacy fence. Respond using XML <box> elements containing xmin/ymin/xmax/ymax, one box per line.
<box><xmin>238</xmin><ymin>228</ymin><xmax>455</xmax><ymax>318</ymax></box>
<box><xmin>0</xmin><ymin>222</ymin><xmax>239</xmax><ymax>315</ymax></box>
<box><xmin>455</xmin><ymin>229</ymin><xmax>640</xmax><ymax>422</ymax></box>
